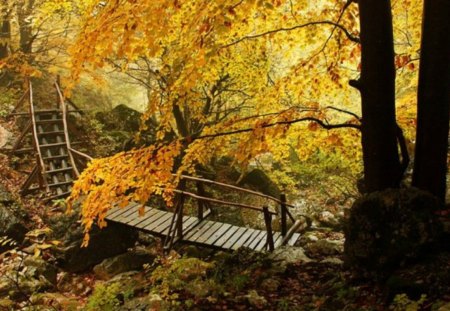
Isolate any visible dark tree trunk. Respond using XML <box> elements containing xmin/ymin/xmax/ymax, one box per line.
<box><xmin>356</xmin><ymin>0</ymin><xmax>401</xmax><ymax>192</ymax></box>
<box><xmin>17</xmin><ymin>0</ymin><xmax>35</xmax><ymax>54</ymax></box>
<box><xmin>412</xmin><ymin>0</ymin><xmax>450</xmax><ymax>202</ymax></box>
<box><xmin>0</xmin><ymin>4</ymin><xmax>10</xmax><ymax>59</ymax></box>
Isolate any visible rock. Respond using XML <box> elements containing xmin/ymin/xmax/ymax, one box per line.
<box><xmin>344</xmin><ymin>188</ymin><xmax>443</xmax><ymax>276</ymax></box>
<box><xmin>269</xmin><ymin>246</ymin><xmax>312</xmax><ymax>270</ymax></box>
<box><xmin>239</xmin><ymin>169</ymin><xmax>280</xmax><ymax>198</ymax></box>
<box><xmin>320</xmin><ymin>257</ymin><xmax>344</xmax><ymax>265</ymax></box>
<box><xmin>0</xmin><ymin>254</ymin><xmax>57</xmax><ymax>299</ymax></box>
<box><xmin>96</xmin><ymin>104</ymin><xmax>142</xmax><ymax>132</ymax></box>
<box><xmin>30</xmin><ymin>292</ymin><xmax>79</xmax><ymax>310</ymax></box>
<box><xmin>93</xmin><ymin>248</ymin><xmax>156</xmax><ymax>280</ymax></box>
<box><xmin>305</xmin><ymin>239</ymin><xmax>344</xmax><ymax>257</ymax></box>
<box><xmin>317</xmin><ymin>211</ymin><xmax>342</xmax><ymax>229</ymax></box>
<box><xmin>245</xmin><ymin>290</ymin><xmax>268</xmax><ymax>308</ymax></box>
<box><xmin>0</xmin><ymin>185</ymin><xmax>28</xmax><ymax>251</ymax></box>
<box><xmin>183</xmin><ymin>245</ymin><xmax>214</xmax><ymax>259</ymax></box>
<box><xmin>0</xmin><ymin>125</ymin><xmax>12</xmax><ymax>148</ymax></box>
<box><xmin>48</xmin><ymin>208</ymin><xmax>138</xmax><ymax>272</ymax></box>
<box><xmin>260</xmin><ymin>278</ymin><xmax>281</xmax><ymax>292</ymax></box>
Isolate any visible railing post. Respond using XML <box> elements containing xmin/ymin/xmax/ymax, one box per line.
<box><xmin>196</xmin><ymin>182</ymin><xmax>204</xmax><ymax>220</ymax></box>
<box><xmin>176</xmin><ymin>194</ymin><xmax>185</xmax><ymax>238</ymax></box>
<box><xmin>280</xmin><ymin>193</ymin><xmax>287</xmax><ymax>236</ymax></box>
<box><xmin>263</xmin><ymin>206</ymin><xmax>274</xmax><ymax>251</ymax></box>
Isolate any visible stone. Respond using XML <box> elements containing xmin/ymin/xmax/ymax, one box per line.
<box><xmin>48</xmin><ymin>208</ymin><xmax>138</xmax><ymax>272</ymax></box>
<box><xmin>269</xmin><ymin>246</ymin><xmax>312</xmax><ymax>269</ymax></box>
<box><xmin>93</xmin><ymin>248</ymin><xmax>156</xmax><ymax>280</ymax></box>
<box><xmin>0</xmin><ymin>125</ymin><xmax>12</xmax><ymax>149</ymax></box>
<box><xmin>30</xmin><ymin>292</ymin><xmax>79</xmax><ymax>310</ymax></box>
<box><xmin>320</xmin><ymin>257</ymin><xmax>344</xmax><ymax>265</ymax></box>
<box><xmin>238</xmin><ymin>169</ymin><xmax>280</xmax><ymax>198</ymax></box>
<box><xmin>260</xmin><ymin>278</ymin><xmax>281</xmax><ymax>292</ymax></box>
<box><xmin>305</xmin><ymin>239</ymin><xmax>344</xmax><ymax>257</ymax></box>
<box><xmin>0</xmin><ymin>185</ymin><xmax>28</xmax><ymax>251</ymax></box>
<box><xmin>0</xmin><ymin>254</ymin><xmax>57</xmax><ymax>299</ymax></box>
<box><xmin>317</xmin><ymin>211</ymin><xmax>342</xmax><ymax>229</ymax></box>
<box><xmin>344</xmin><ymin>188</ymin><xmax>443</xmax><ymax>276</ymax></box>
<box><xmin>245</xmin><ymin>290</ymin><xmax>268</xmax><ymax>308</ymax></box>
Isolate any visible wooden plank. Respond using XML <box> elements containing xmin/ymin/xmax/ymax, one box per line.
<box><xmin>212</xmin><ymin>226</ymin><xmax>239</xmax><ymax>248</ymax></box>
<box><xmin>184</xmin><ymin>221</ymin><xmax>215</xmax><ymax>242</ymax></box>
<box><xmin>182</xmin><ymin>216</ymin><xmax>200</xmax><ymax>233</ymax></box>
<box><xmin>134</xmin><ymin>209</ymin><xmax>168</xmax><ymax>229</ymax></box>
<box><xmin>222</xmin><ymin>227</ymin><xmax>249</xmax><ymax>250</ymax></box>
<box><xmin>107</xmin><ymin>203</ymin><xmax>139</xmax><ymax>220</ymax></box>
<box><xmin>273</xmin><ymin>232</ymin><xmax>283</xmax><ymax>248</ymax></box>
<box><xmin>254</xmin><ymin>232</ymin><xmax>271</xmax><ymax>251</ymax></box>
<box><xmin>195</xmin><ymin>222</ymin><xmax>225</xmax><ymax>244</ymax></box>
<box><xmin>127</xmin><ymin>207</ymin><xmax>159</xmax><ymax>226</ymax></box>
<box><xmin>231</xmin><ymin>228</ymin><xmax>258</xmax><ymax>250</ymax></box>
<box><xmin>288</xmin><ymin>233</ymin><xmax>301</xmax><ymax>246</ymax></box>
<box><xmin>145</xmin><ymin>213</ymin><xmax>174</xmax><ymax>234</ymax></box>
<box><xmin>247</xmin><ymin>231</ymin><xmax>267</xmax><ymax>250</ymax></box>
<box><xmin>120</xmin><ymin>208</ymin><xmax>143</xmax><ymax>224</ymax></box>
<box><xmin>205</xmin><ymin>223</ymin><xmax>233</xmax><ymax>245</ymax></box>
<box><xmin>113</xmin><ymin>206</ymin><xmax>139</xmax><ymax>223</ymax></box>
<box><xmin>239</xmin><ymin>229</ymin><xmax>262</xmax><ymax>248</ymax></box>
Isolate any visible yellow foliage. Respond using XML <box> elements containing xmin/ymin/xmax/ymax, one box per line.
<box><xmin>62</xmin><ymin>0</ymin><xmax>422</xmax><ymax>242</ymax></box>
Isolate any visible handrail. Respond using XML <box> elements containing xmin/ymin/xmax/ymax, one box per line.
<box><xmin>28</xmin><ymin>81</ymin><xmax>49</xmax><ymax>192</ymax></box>
<box><xmin>55</xmin><ymin>81</ymin><xmax>80</xmax><ymax>177</ymax></box>
<box><xmin>171</xmin><ymin>188</ymin><xmax>277</xmax><ymax>215</ymax></box>
<box><xmin>175</xmin><ymin>174</ymin><xmax>295</xmax><ymax>208</ymax></box>
<box><xmin>69</xmin><ymin>147</ymin><xmax>93</xmax><ymax>161</ymax></box>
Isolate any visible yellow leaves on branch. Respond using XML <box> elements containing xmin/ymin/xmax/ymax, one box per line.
<box><xmin>67</xmin><ymin>141</ymin><xmax>183</xmax><ymax>246</ymax></box>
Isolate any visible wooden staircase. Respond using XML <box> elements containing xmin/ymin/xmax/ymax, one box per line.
<box><xmin>7</xmin><ymin>79</ymin><xmax>90</xmax><ymax>200</ymax></box>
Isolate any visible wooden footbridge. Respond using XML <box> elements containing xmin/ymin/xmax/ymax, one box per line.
<box><xmin>6</xmin><ymin>79</ymin><xmax>303</xmax><ymax>252</ymax></box>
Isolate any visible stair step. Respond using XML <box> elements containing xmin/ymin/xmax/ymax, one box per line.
<box><xmin>39</xmin><ymin>142</ymin><xmax>67</xmax><ymax>148</ymax></box>
<box><xmin>45</xmin><ymin>167</ymin><xmax>73</xmax><ymax>174</ymax></box>
<box><xmin>43</xmin><ymin>154</ymin><xmax>69</xmax><ymax>161</ymax></box>
<box><xmin>48</xmin><ymin>181</ymin><xmax>73</xmax><ymax>188</ymax></box>
<box><xmin>9</xmin><ymin>110</ymin><xmax>61</xmax><ymax>117</ymax></box>
<box><xmin>36</xmin><ymin>119</ymin><xmax>63</xmax><ymax>124</ymax></box>
<box><xmin>37</xmin><ymin>131</ymin><xmax>65</xmax><ymax>136</ymax></box>
<box><xmin>46</xmin><ymin>191</ymin><xmax>72</xmax><ymax>201</ymax></box>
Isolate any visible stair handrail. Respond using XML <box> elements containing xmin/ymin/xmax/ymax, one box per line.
<box><xmin>55</xmin><ymin>81</ymin><xmax>80</xmax><ymax>177</ymax></box>
<box><xmin>28</xmin><ymin>80</ymin><xmax>50</xmax><ymax>192</ymax></box>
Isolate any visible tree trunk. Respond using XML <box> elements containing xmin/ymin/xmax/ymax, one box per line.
<box><xmin>0</xmin><ymin>3</ymin><xmax>10</xmax><ymax>59</ymax></box>
<box><xmin>17</xmin><ymin>0</ymin><xmax>34</xmax><ymax>54</ymax></box>
<box><xmin>356</xmin><ymin>0</ymin><xmax>401</xmax><ymax>192</ymax></box>
<box><xmin>412</xmin><ymin>0</ymin><xmax>450</xmax><ymax>202</ymax></box>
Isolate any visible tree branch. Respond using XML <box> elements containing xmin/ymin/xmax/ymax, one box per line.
<box><xmin>221</xmin><ymin>20</ymin><xmax>360</xmax><ymax>49</ymax></box>
<box><xmin>190</xmin><ymin>117</ymin><xmax>360</xmax><ymax>141</ymax></box>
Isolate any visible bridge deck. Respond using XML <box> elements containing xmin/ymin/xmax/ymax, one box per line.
<box><xmin>105</xmin><ymin>203</ymin><xmax>300</xmax><ymax>251</ymax></box>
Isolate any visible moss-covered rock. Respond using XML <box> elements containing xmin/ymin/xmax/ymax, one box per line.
<box><xmin>47</xmin><ymin>207</ymin><xmax>138</xmax><ymax>273</ymax></box>
<box><xmin>344</xmin><ymin>188</ymin><xmax>443</xmax><ymax>276</ymax></box>
<box><xmin>0</xmin><ymin>185</ymin><xmax>28</xmax><ymax>251</ymax></box>
<box><xmin>239</xmin><ymin>169</ymin><xmax>280</xmax><ymax>198</ymax></box>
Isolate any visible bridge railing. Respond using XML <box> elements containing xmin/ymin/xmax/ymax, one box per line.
<box><xmin>163</xmin><ymin>174</ymin><xmax>300</xmax><ymax>252</ymax></box>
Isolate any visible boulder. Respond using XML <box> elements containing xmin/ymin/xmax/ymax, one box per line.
<box><xmin>344</xmin><ymin>188</ymin><xmax>443</xmax><ymax>276</ymax></box>
<box><xmin>93</xmin><ymin>248</ymin><xmax>156</xmax><ymax>280</ymax></box>
<box><xmin>0</xmin><ymin>185</ymin><xmax>28</xmax><ymax>251</ymax></box>
<box><xmin>96</xmin><ymin>104</ymin><xmax>142</xmax><ymax>132</ymax></box>
<box><xmin>0</xmin><ymin>125</ymin><xmax>12</xmax><ymax>149</ymax></box>
<box><xmin>304</xmin><ymin>239</ymin><xmax>344</xmax><ymax>257</ymax></box>
<box><xmin>239</xmin><ymin>169</ymin><xmax>280</xmax><ymax>198</ymax></box>
<box><xmin>0</xmin><ymin>254</ymin><xmax>57</xmax><ymax>299</ymax></box>
<box><xmin>269</xmin><ymin>246</ymin><xmax>312</xmax><ymax>270</ymax></box>
<box><xmin>48</xmin><ymin>208</ymin><xmax>138</xmax><ymax>272</ymax></box>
